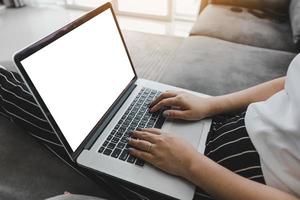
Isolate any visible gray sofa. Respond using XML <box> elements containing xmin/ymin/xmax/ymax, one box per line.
<box><xmin>159</xmin><ymin>0</ymin><xmax>299</xmax><ymax>96</ymax></box>
<box><xmin>1</xmin><ymin>0</ymin><xmax>299</xmax><ymax>200</ymax></box>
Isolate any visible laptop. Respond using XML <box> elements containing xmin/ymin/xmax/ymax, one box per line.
<box><xmin>13</xmin><ymin>3</ymin><xmax>212</xmax><ymax>200</ymax></box>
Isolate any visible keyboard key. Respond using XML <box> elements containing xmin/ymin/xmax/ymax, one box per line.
<box><xmin>112</xmin><ymin>137</ymin><xmax>120</xmax><ymax>143</ymax></box>
<box><xmin>98</xmin><ymin>147</ymin><xmax>105</xmax><ymax>153</ymax></box>
<box><xmin>141</xmin><ymin>119</ymin><xmax>148</xmax><ymax>124</ymax></box>
<box><xmin>103</xmin><ymin>141</ymin><xmax>108</xmax><ymax>147</ymax></box>
<box><xmin>147</xmin><ymin>121</ymin><xmax>154</xmax><ymax>127</ymax></box>
<box><xmin>132</xmin><ymin>108</ymin><xmax>138</xmax><ymax>113</ymax></box>
<box><xmin>107</xmin><ymin>135</ymin><xmax>113</xmax><ymax>140</ymax></box>
<box><xmin>123</xmin><ymin>121</ymin><xmax>130</xmax><ymax>126</ymax></box>
<box><xmin>136</xmin><ymin>113</ymin><xmax>143</xmax><ymax>118</ymax></box>
<box><xmin>131</xmin><ymin>122</ymin><xmax>138</xmax><ymax>126</ymax></box>
<box><xmin>128</xmin><ymin>114</ymin><xmax>135</xmax><ymax>119</ymax></box>
<box><xmin>153</xmin><ymin>114</ymin><xmax>160</xmax><ymax>120</ymax></box>
<box><xmin>119</xmin><ymin>149</ymin><xmax>129</xmax><ymax>161</ymax></box>
<box><xmin>117</xmin><ymin>142</ymin><xmax>125</xmax><ymax>149</ymax></box>
<box><xmin>144</xmin><ymin>113</ymin><xmax>151</xmax><ymax>118</ymax></box>
<box><xmin>123</xmin><ymin>132</ymin><xmax>130</xmax><ymax>137</ymax></box>
<box><xmin>135</xmin><ymin>159</ymin><xmax>145</xmax><ymax>167</ymax></box>
<box><xmin>128</xmin><ymin>126</ymin><xmax>136</xmax><ymax>132</ymax></box>
<box><xmin>119</xmin><ymin>127</ymin><xmax>126</xmax><ymax>132</ymax></box>
<box><xmin>127</xmin><ymin>155</ymin><xmax>136</xmax><ymax>163</ymax></box>
<box><xmin>137</xmin><ymin>124</ymin><xmax>145</xmax><ymax>129</ymax></box>
<box><xmin>121</xmin><ymin>136</ymin><xmax>129</xmax><ymax>143</ymax></box>
<box><xmin>133</xmin><ymin>118</ymin><xmax>140</xmax><ymax>123</ymax></box>
<box><xmin>111</xmin><ymin>148</ymin><xmax>122</xmax><ymax>158</ymax></box>
<box><xmin>107</xmin><ymin>142</ymin><xmax>116</xmax><ymax>149</ymax></box>
<box><xmin>103</xmin><ymin>148</ymin><xmax>112</xmax><ymax>156</ymax></box>
<box><xmin>139</xmin><ymin>122</ymin><xmax>146</xmax><ymax>127</ymax></box>
<box><xmin>115</xmin><ymin>132</ymin><xmax>122</xmax><ymax>138</ymax></box>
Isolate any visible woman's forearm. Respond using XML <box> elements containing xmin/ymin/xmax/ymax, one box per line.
<box><xmin>185</xmin><ymin>155</ymin><xmax>299</xmax><ymax>200</ymax></box>
<box><xmin>208</xmin><ymin>77</ymin><xmax>285</xmax><ymax>115</ymax></box>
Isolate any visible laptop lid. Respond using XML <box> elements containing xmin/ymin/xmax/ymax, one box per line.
<box><xmin>13</xmin><ymin>2</ymin><xmax>138</xmax><ymax>160</ymax></box>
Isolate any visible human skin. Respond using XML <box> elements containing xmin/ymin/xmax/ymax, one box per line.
<box><xmin>128</xmin><ymin>77</ymin><xmax>300</xmax><ymax>200</ymax></box>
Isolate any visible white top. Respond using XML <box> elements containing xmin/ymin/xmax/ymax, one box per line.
<box><xmin>245</xmin><ymin>54</ymin><xmax>300</xmax><ymax>197</ymax></box>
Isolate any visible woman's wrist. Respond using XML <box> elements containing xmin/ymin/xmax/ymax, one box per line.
<box><xmin>183</xmin><ymin>152</ymin><xmax>207</xmax><ymax>184</ymax></box>
<box><xmin>204</xmin><ymin>96</ymin><xmax>230</xmax><ymax>117</ymax></box>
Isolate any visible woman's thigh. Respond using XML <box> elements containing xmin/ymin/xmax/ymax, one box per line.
<box><xmin>193</xmin><ymin>112</ymin><xmax>266</xmax><ymax>200</ymax></box>
<box><xmin>205</xmin><ymin>112</ymin><xmax>265</xmax><ymax>183</ymax></box>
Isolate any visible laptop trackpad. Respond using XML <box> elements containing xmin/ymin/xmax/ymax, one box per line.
<box><xmin>161</xmin><ymin>119</ymin><xmax>204</xmax><ymax>149</ymax></box>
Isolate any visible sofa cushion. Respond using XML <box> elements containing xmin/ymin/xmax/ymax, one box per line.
<box><xmin>122</xmin><ymin>30</ymin><xmax>184</xmax><ymax>81</ymax></box>
<box><xmin>211</xmin><ymin>0</ymin><xmax>290</xmax><ymax>13</ymax></box>
<box><xmin>160</xmin><ymin>36</ymin><xmax>296</xmax><ymax>96</ymax></box>
<box><xmin>190</xmin><ymin>4</ymin><xmax>297</xmax><ymax>52</ymax></box>
<box><xmin>290</xmin><ymin>0</ymin><xmax>300</xmax><ymax>45</ymax></box>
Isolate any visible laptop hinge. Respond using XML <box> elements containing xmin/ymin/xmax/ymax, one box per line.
<box><xmin>83</xmin><ymin>82</ymin><xmax>137</xmax><ymax>151</ymax></box>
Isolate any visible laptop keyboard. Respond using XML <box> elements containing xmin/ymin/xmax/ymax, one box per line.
<box><xmin>98</xmin><ymin>87</ymin><xmax>165</xmax><ymax>167</ymax></box>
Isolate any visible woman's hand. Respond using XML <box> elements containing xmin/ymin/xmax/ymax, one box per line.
<box><xmin>149</xmin><ymin>90</ymin><xmax>215</xmax><ymax>121</ymax></box>
<box><xmin>128</xmin><ymin>128</ymin><xmax>200</xmax><ymax>178</ymax></box>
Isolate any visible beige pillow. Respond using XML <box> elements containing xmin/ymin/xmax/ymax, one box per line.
<box><xmin>211</xmin><ymin>0</ymin><xmax>290</xmax><ymax>13</ymax></box>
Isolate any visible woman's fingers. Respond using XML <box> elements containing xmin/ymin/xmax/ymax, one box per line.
<box><xmin>149</xmin><ymin>91</ymin><xmax>177</xmax><ymax>108</ymax></box>
<box><xmin>150</xmin><ymin>97</ymin><xmax>181</xmax><ymax>112</ymax></box>
<box><xmin>131</xmin><ymin>130</ymin><xmax>158</xmax><ymax>143</ymax></box>
<box><xmin>141</xmin><ymin>128</ymin><xmax>162</xmax><ymax>135</ymax></box>
<box><xmin>163</xmin><ymin>110</ymin><xmax>189</xmax><ymax>119</ymax></box>
<box><xmin>129</xmin><ymin>148</ymin><xmax>153</xmax><ymax>162</ymax></box>
<box><xmin>128</xmin><ymin>138</ymin><xmax>153</xmax><ymax>151</ymax></box>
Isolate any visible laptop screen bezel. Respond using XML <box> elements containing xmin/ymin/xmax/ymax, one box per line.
<box><xmin>13</xmin><ymin>2</ymin><xmax>138</xmax><ymax>161</ymax></box>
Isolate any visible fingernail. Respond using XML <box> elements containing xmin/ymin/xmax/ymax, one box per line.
<box><xmin>128</xmin><ymin>148</ymin><xmax>134</xmax><ymax>152</ymax></box>
<box><xmin>163</xmin><ymin>111</ymin><xmax>169</xmax><ymax>117</ymax></box>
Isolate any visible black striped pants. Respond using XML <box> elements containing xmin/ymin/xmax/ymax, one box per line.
<box><xmin>0</xmin><ymin>68</ymin><xmax>265</xmax><ymax>200</ymax></box>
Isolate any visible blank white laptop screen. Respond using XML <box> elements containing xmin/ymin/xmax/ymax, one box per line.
<box><xmin>21</xmin><ymin>9</ymin><xmax>135</xmax><ymax>151</ymax></box>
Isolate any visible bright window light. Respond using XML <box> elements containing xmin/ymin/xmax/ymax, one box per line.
<box><xmin>117</xmin><ymin>0</ymin><xmax>169</xmax><ymax>16</ymax></box>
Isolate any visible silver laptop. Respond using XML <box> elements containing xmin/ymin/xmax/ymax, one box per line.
<box><xmin>13</xmin><ymin>3</ymin><xmax>212</xmax><ymax>200</ymax></box>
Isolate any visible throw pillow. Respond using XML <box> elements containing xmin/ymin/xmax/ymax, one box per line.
<box><xmin>211</xmin><ymin>0</ymin><xmax>290</xmax><ymax>13</ymax></box>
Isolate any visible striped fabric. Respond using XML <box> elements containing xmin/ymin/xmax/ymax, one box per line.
<box><xmin>206</xmin><ymin>112</ymin><xmax>265</xmax><ymax>183</ymax></box>
<box><xmin>194</xmin><ymin>112</ymin><xmax>266</xmax><ymax>200</ymax></box>
<box><xmin>0</xmin><ymin>68</ymin><xmax>265</xmax><ymax>200</ymax></box>
<box><xmin>0</xmin><ymin>68</ymin><xmax>71</xmax><ymax>161</ymax></box>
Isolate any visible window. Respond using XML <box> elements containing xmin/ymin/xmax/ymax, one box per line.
<box><xmin>175</xmin><ymin>0</ymin><xmax>200</xmax><ymax>21</ymax></box>
<box><xmin>65</xmin><ymin>0</ymin><xmax>108</xmax><ymax>9</ymax></box>
<box><xmin>65</xmin><ymin>0</ymin><xmax>200</xmax><ymax>21</ymax></box>
<box><xmin>115</xmin><ymin>0</ymin><xmax>172</xmax><ymax>20</ymax></box>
